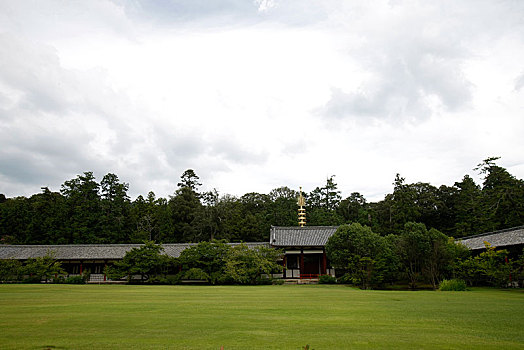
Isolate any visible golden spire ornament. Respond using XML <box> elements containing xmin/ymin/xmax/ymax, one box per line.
<box><xmin>297</xmin><ymin>187</ymin><xmax>306</xmax><ymax>227</ymax></box>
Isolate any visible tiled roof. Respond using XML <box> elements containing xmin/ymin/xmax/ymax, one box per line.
<box><xmin>0</xmin><ymin>242</ymin><xmax>268</xmax><ymax>260</ymax></box>
<box><xmin>270</xmin><ymin>226</ymin><xmax>339</xmax><ymax>247</ymax></box>
<box><xmin>457</xmin><ymin>226</ymin><xmax>524</xmax><ymax>250</ymax></box>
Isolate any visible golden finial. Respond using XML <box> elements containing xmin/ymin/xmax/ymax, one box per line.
<box><xmin>297</xmin><ymin>187</ymin><xmax>306</xmax><ymax>227</ymax></box>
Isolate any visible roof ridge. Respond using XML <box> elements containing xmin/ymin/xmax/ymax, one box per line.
<box><xmin>458</xmin><ymin>225</ymin><xmax>524</xmax><ymax>241</ymax></box>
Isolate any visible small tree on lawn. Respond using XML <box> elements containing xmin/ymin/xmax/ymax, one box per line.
<box><xmin>424</xmin><ymin>229</ymin><xmax>462</xmax><ymax>289</ymax></box>
<box><xmin>224</xmin><ymin>244</ymin><xmax>282</xmax><ymax>284</ymax></box>
<box><xmin>178</xmin><ymin>240</ymin><xmax>231</xmax><ymax>284</ymax></box>
<box><xmin>106</xmin><ymin>241</ymin><xmax>174</xmax><ymax>283</ymax></box>
<box><xmin>477</xmin><ymin>242</ymin><xmax>511</xmax><ymax>287</ymax></box>
<box><xmin>397</xmin><ymin>222</ymin><xmax>431</xmax><ymax>289</ymax></box>
<box><xmin>326</xmin><ymin>223</ymin><xmax>397</xmax><ymax>289</ymax></box>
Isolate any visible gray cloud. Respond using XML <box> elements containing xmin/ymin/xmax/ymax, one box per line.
<box><xmin>515</xmin><ymin>72</ymin><xmax>524</xmax><ymax>91</ymax></box>
<box><xmin>116</xmin><ymin>0</ymin><xmax>331</xmax><ymax>28</ymax></box>
<box><xmin>210</xmin><ymin>137</ymin><xmax>268</xmax><ymax>164</ymax></box>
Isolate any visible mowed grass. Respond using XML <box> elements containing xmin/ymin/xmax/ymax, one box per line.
<box><xmin>0</xmin><ymin>284</ymin><xmax>523</xmax><ymax>349</ymax></box>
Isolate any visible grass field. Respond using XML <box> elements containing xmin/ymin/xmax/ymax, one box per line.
<box><xmin>0</xmin><ymin>284</ymin><xmax>523</xmax><ymax>349</ymax></box>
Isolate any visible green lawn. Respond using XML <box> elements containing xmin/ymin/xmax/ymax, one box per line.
<box><xmin>0</xmin><ymin>285</ymin><xmax>523</xmax><ymax>349</ymax></box>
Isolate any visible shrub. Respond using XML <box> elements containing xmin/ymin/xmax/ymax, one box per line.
<box><xmin>65</xmin><ymin>275</ymin><xmax>86</xmax><ymax>284</ymax></box>
<box><xmin>318</xmin><ymin>275</ymin><xmax>337</xmax><ymax>284</ymax></box>
<box><xmin>255</xmin><ymin>277</ymin><xmax>273</xmax><ymax>285</ymax></box>
<box><xmin>439</xmin><ymin>279</ymin><xmax>467</xmax><ymax>291</ymax></box>
<box><xmin>183</xmin><ymin>268</ymin><xmax>210</xmax><ymax>281</ymax></box>
<box><xmin>22</xmin><ymin>276</ymin><xmax>42</xmax><ymax>284</ymax></box>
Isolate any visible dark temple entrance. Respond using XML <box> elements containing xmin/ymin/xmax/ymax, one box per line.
<box><xmin>303</xmin><ymin>254</ymin><xmax>321</xmax><ymax>275</ymax></box>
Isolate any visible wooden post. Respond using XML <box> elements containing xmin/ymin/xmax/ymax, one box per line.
<box><xmin>104</xmin><ymin>261</ymin><xmax>107</xmax><ymax>281</ymax></box>
<box><xmin>300</xmin><ymin>250</ymin><xmax>304</xmax><ymax>278</ymax></box>
<box><xmin>79</xmin><ymin>261</ymin><xmax>83</xmax><ymax>275</ymax></box>
<box><xmin>283</xmin><ymin>255</ymin><xmax>287</xmax><ymax>278</ymax></box>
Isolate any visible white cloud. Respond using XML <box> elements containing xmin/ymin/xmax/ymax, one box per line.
<box><xmin>0</xmin><ymin>0</ymin><xmax>523</xmax><ymax>202</ymax></box>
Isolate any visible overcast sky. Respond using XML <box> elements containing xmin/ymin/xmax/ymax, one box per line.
<box><xmin>1</xmin><ymin>0</ymin><xmax>523</xmax><ymax>201</ymax></box>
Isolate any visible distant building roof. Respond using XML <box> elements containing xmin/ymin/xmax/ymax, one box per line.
<box><xmin>270</xmin><ymin>226</ymin><xmax>339</xmax><ymax>247</ymax></box>
<box><xmin>457</xmin><ymin>226</ymin><xmax>524</xmax><ymax>250</ymax></box>
<box><xmin>0</xmin><ymin>242</ymin><xmax>268</xmax><ymax>260</ymax></box>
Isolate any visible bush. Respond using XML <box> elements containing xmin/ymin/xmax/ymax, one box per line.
<box><xmin>255</xmin><ymin>277</ymin><xmax>273</xmax><ymax>285</ymax></box>
<box><xmin>336</xmin><ymin>273</ymin><xmax>352</xmax><ymax>284</ymax></box>
<box><xmin>318</xmin><ymin>275</ymin><xmax>337</xmax><ymax>284</ymax></box>
<box><xmin>183</xmin><ymin>268</ymin><xmax>210</xmax><ymax>281</ymax></box>
<box><xmin>22</xmin><ymin>276</ymin><xmax>42</xmax><ymax>283</ymax></box>
<box><xmin>65</xmin><ymin>275</ymin><xmax>86</xmax><ymax>284</ymax></box>
<box><xmin>439</xmin><ymin>279</ymin><xmax>467</xmax><ymax>291</ymax></box>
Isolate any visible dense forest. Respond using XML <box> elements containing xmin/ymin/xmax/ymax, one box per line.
<box><xmin>0</xmin><ymin>157</ymin><xmax>523</xmax><ymax>245</ymax></box>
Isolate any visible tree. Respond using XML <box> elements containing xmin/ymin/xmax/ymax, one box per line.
<box><xmin>177</xmin><ymin>169</ymin><xmax>202</xmax><ymax>191</ymax></box>
<box><xmin>169</xmin><ymin>187</ymin><xmax>203</xmax><ymax>242</ymax></box>
<box><xmin>476</xmin><ymin>157</ymin><xmax>524</xmax><ymax>231</ymax></box>
<box><xmin>199</xmin><ymin>189</ymin><xmax>221</xmax><ymax>240</ymax></box>
<box><xmin>60</xmin><ymin>172</ymin><xmax>101</xmax><ymax>243</ymax></box>
<box><xmin>178</xmin><ymin>240</ymin><xmax>231</xmax><ymax>284</ymax></box>
<box><xmin>338</xmin><ymin>192</ymin><xmax>369</xmax><ymax>225</ymax></box>
<box><xmin>307</xmin><ymin>177</ymin><xmax>344</xmax><ymax>226</ymax></box>
<box><xmin>168</xmin><ymin>170</ymin><xmax>204</xmax><ymax>242</ymax></box>
<box><xmin>267</xmin><ymin>187</ymin><xmax>298</xmax><ymax>227</ymax></box>
<box><xmin>397</xmin><ymin>222</ymin><xmax>431</xmax><ymax>289</ymax></box>
<box><xmin>325</xmin><ymin>223</ymin><xmax>397</xmax><ymax>289</ymax></box>
<box><xmin>22</xmin><ymin>252</ymin><xmax>65</xmax><ymax>283</ymax></box>
<box><xmin>106</xmin><ymin>241</ymin><xmax>174</xmax><ymax>282</ymax></box>
<box><xmin>26</xmin><ymin>188</ymin><xmax>68</xmax><ymax>244</ymax></box>
<box><xmin>0</xmin><ymin>259</ymin><xmax>22</xmax><ymax>282</ymax></box>
<box><xmin>453</xmin><ymin>175</ymin><xmax>483</xmax><ymax>236</ymax></box>
<box><xmin>223</xmin><ymin>244</ymin><xmax>282</xmax><ymax>284</ymax></box>
<box><xmin>99</xmin><ymin>173</ymin><xmax>131</xmax><ymax>243</ymax></box>
<box><xmin>309</xmin><ymin>175</ymin><xmax>341</xmax><ymax>211</ymax></box>
<box><xmin>424</xmin><ymin>229</ymin><xmax>458</xmax><ymax>289</ymax></box>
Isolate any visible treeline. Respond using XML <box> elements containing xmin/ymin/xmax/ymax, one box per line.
<box><xmin>326</xmin><ymin>222</ymin><xmax>524</xmax><ymax>289</ymax></box>
<box><xmin>1</xmin><ymin>157</ymin><xmax>523</xmax><ymax>244</ymax></box>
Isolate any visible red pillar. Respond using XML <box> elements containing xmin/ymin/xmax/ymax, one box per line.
<box><xmin>104</xmin><ymin>261</ymin><xmax>107</xmax><ymax>281</ymax></box>
<box><xmin>79</xmin><ymin>262</ymin><xmax>83</xmax><ymax>275</ymax></box>
<box><xmin>283</xmin><ymin>255</ymin><xmax>287</xmax><ymax>278</ymax></box>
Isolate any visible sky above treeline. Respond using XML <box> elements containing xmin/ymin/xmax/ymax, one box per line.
<box><xmin>1</xmin><ymin>1</ymin><xmax>523</xmax><ymax>201</ymax></box>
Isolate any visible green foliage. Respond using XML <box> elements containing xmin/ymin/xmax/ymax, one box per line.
<box><xmin>178</xmin><ymin>240</ymin><xmax>230</xmax><ymax>284</ymax></box>
<box><xmin>318</xmin><ymin>274</ymin><xmax>337</xmax><ymax>284</ymax></box>
<box><xmin>1</xmin><ymin>158</ymin><xmax>524</xmax><ymax>245</ymax></box>
<box><xmin>424</xmin><ymin>229</ymin><xmax>459</xmax><ymax>289</ymax></box>
<box><xmin>223</xmin><ymin>244</ymin><xmax>282</xmax><ymax>285</ymax></box>
<box><xmin>512</xmin><ymin>249</ymin><xmax>524</xmax><ymax>288</ymax></box>
<box><xmin>455</xmin><ymin>242</ymin><xmax>513</xmax><ymax>287</ymax></box>
<box><xmin>0</xmin><ymin>259</ymin><xmax>22</xmax><ymax>282</ymax></box>
<box><xmin>22</xmin><ymin>252</ymin><xmax>65</xmax><ymax>283</ymax></box>
<box><xmin>476</xmin><ymin>243</ymin><xmax>512</xmax><ymax>287</ymax></box>
<box><xmin>62</xmin><ymin>275</ymin><xmax>87</xmax><ymax>284</ymax></box>
<box><xmin>397</xmin><ymin>222</ymin><xmax>431</xmax><ymax>289</ymax></box>
<box><xmin>106</xmin><ymin>241</ymin><xmax>175</xmax><ymax>283</ymax></box>
<box><xmin>326</xmin><ymin>223</ymin><xmax>398</xmax><ymax>289</ymax></box>
<box><xmin>177</xmin><ymin>241</ymin><xmax>281</xmax><ymax>285</ymax></box>
<box><xmin>439</xmin><ymin>279</ymin><xmax>467</xmax><ymax>291</ymax></box>
<box><xmin>183</xmin><ymin>268</ymin><xmax>210</xmax><ymax>281</ymax></box>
